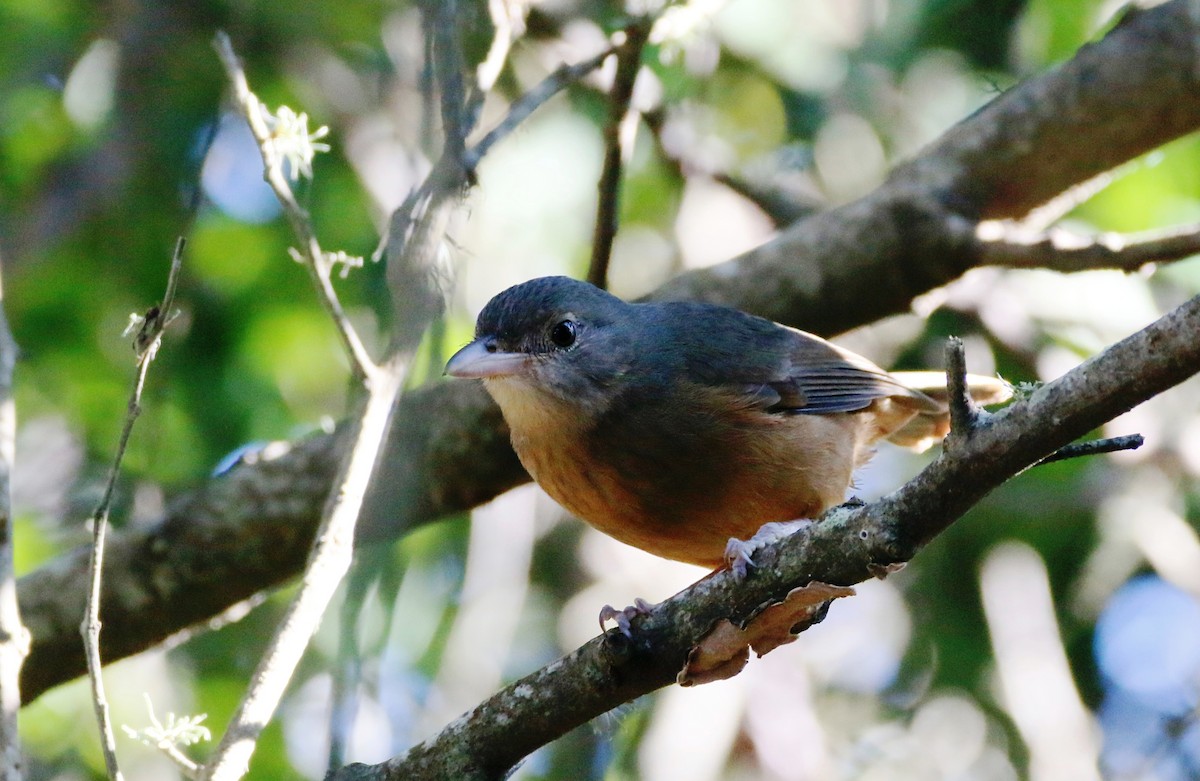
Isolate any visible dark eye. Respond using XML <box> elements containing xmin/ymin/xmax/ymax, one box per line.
<box><xmin>549</xmin><ymin>319</ymin><xmax>577</xmax><ymax>348</ymax></box>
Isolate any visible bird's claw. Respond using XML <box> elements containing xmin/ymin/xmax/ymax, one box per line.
<box><xmin>723</xmin><ymin>519</ymin><xmax>816</xmax><ymax>581</ymax></box>
<box><xmin>723</xmin><ymin>537</ymin><xmax>758</xmax><ymax>580</ymax></box>
<box><xmin>599</xmin><ymin>597</ymin><xmax>654</xmax><ymax>638</ymax></box>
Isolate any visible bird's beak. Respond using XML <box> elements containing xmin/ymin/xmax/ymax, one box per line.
<box><xmin>444</xmin><ymin>339</ymin><xmax>531</xmax><ymax>379</ymax></box>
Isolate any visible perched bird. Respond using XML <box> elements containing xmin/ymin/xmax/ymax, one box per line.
<box><xmin>446</xmin><ymin>276</ymin><xmax>1008</xmax><ymax>570</ymax></box>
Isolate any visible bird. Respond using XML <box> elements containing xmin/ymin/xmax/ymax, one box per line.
<box><xmin>445</xmin><ymin>276</ymin><xmax>1009</xmax><ymax>571</ymax></box>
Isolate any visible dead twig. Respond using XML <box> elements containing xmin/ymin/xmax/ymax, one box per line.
<box><xmin>1036</xmin><ymin>434</ymin><xmax>1144</xmax><ymax>465</ymax></box>
<box><xmin>83</xmin><ymin>239</ymin><xmax>185</xmax><ymax>781</ymax></box>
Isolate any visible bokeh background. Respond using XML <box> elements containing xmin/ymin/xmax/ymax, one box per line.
<box><xmin>4</xmin><ymin>0</ymin><xmax>1200</xmax><ymax>778</ymax></box>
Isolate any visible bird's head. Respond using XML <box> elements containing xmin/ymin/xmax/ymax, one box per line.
<box><xmin>445</xmin><ymin>276</ymin><xmax>637</xmax><ymax>415</ymax></box>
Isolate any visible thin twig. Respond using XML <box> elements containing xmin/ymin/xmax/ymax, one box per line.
<box><xmin>159</xmin><ymin>743</ymin><xmax>202</xmax><ymax>780</ymax></box>
<box><xmin>1035</xmin><ymin>433</ymin><xmax>1144</xmax><ymax>465</ymax></box>
<box><xmin>212</xmin><ymin>32</ymin><xmax>377</xmax><ymax>382</ymax></box>
<box><xmin>976</xmin><ymin>220</ymin><xmax>1200</xmax><ymax>272</ymax></box>
<box><xmin>200</xmin><ymin>367</ymin><xmax>406</xmax><ymax>781</ymax></box>
<box><xmin>1018</xmin><ymin>164</ymin><xmax>1131</xmax><ymax>232</ymax></box>
<box><xmin>587</xmin><ymin>20</ymin><xmax>650</xmax><ymax>290</ymax></box>
<box><xmin>0</xmin><ymin>247</ymin><xmax>25</xmax><ymax>781</ymax></box>
<box><xmin>327</xmin><ymin>557</ymin><xmax>375</xmax><ymax>769</ymax></box>
<box><xmin>202</xmin><ymin>25</ymin><xmax>459</xmax><ymax>780</ymax></box>
<box><xmin>464</xmin><ymin>48</ymin><xmax>615</xmax><ymax>171</ymax></box>
<box><xmin>83</xmin><ymin>238</ymin><xmax>185</xmax><ymax>781</ymax></box>
<box><xmin>643</xmin><ymin>109</ymin><xmax>823</xmax><ymax>228</ymax></box>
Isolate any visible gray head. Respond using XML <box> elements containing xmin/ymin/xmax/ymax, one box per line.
<box><xmin>445</xmin><ymin>276</ymin><xmax>638</xmax><ymax>409</ymax></box>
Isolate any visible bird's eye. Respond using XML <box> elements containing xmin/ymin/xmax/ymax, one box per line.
<box><xmin>549</xmin><ymin>320</ymin><xmax>577</xmax><ymax>348</ymax></box>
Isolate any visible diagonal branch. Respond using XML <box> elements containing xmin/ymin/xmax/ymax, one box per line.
<box><xmin>201</xmin><ymin>18</ymin><xmax>462</xmax><ymax>777</ymax></box>
<box><xmin>650</xmin><ymin>0</ymin><xmax>1200</xmax><ymax>333</ymax></box>
<box><xmin>213</xmin><ymin>32</ymin><xmax>377</xmax><ymax>382</ymax></box>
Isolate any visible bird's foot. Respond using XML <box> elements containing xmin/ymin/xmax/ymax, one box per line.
<box><xmin>599</xmin><ymin>597</ymin><xmax>654</xmax><ymax>638</ymax></box>
<box><xmin>724</xmin><ymin>519</ymin><xmax>815</xmax><ymax>580</ymax></box>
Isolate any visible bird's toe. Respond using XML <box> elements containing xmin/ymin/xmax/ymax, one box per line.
<box><xmin>599</xmin><ymin>597</ymin><xmax>654</xmax><ymax>638</ymax></box>
<box><xmin>723</xmin><ymin>519</ymin><xmax>815</xmax><ymax>579</ymax></box>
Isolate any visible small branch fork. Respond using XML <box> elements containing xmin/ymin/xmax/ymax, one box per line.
<box><xmin>84</xmin><ymin>239</ymin><xmax>185</xmax><ymax>781</ymax></box>
<box><xmin>944</xmin><ymin>336</ymin><xmax>985</xmax><ymax>439</ymax></box>
<box><xmin>203</xmin><ymin>36</ymin><xmax>409</xmax><ymax>781</ymax></box>
<box><xmin>943</xmin><ymin>337</ymin><xmax>1143</xmax><ymax>465</ymax></box>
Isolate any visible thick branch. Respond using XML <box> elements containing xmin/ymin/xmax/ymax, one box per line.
<box><xmin>18</xmin><ymin>382</ymin><xmax>518</xmax><ymax>702</ymax></box>
<box><xmin>650</xmin><ymin>0</ymin><xmax>1200</xmax><ymax>333</ymax></box>
<box><xmin>330</xmin><ymin>293</ymin><xmax>1200</xmax><ymax>780</ymax></box>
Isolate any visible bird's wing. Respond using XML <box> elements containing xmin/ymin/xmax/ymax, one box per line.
<box><xmin>741</xmin><ymin>331</ymin><xmax>941</xmax><ymax>415</ymax></box>
<box><xmin>653</xmin><ymin>301</ymin><xmax>940</xmax><ymax>416</ymax></box>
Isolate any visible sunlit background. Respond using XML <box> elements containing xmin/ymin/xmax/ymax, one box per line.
<box><xmin>4</xmin><ymin>0</ymin><xmax>1200</xmax><ymax>778</ymax></box>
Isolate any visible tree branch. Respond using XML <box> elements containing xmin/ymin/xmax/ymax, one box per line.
<box><xmin>649</xmin><ymin>0</ymin><xmax>1200</xmax><ymax>333</ymax></box>
<box><xmin>975</xmin><ymin>220</ymin><xmax>1200</xmax><ymax>271</ymax></box>
<box><xmin>329</xmin><ymin>293</ymin><xmax>1200</xmax><ymax>780</ymax></box>
<box><xmin>201</xmin><ymin>19</ymin><xmax>463</xmax><ymax>777</ymax></box>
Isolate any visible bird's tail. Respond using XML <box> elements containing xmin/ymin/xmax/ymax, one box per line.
<box><xmin>885</xmin><ymin>371</ymin><xmax>1012</xmax><ymax>450</ymax></box>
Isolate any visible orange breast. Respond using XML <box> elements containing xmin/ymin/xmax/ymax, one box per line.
<box><xmin>488</xmin><ymin>376</ymin><xmax>884</xmax><ymax>567</ymax></box>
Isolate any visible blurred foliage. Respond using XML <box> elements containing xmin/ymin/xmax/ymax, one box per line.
<box><xmin>2</xmin><ymin>0</ymin><xmax>1199</xmax><ymax>779</ymax></box>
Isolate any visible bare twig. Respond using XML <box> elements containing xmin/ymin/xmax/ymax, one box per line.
<box><xmin>712</xmin><ymin>170</ymin><xmax>824</xmax><ymax>227</ymax></box>
<box><xmin>429</xmin><ymin>0</ymin><xmax>469</xmax><ymax>166</ymax></box>
<box><xmin>1036</xmin><ymin>434</ymin><xmax>1144</xmax><ymax>465</ymax></box>
<box><xmin>212</xmin><ymin>32</ymin><xmax>377</xmax><ymax>382</ymax></box>
<box><xmin>587</xmin><ymin>20</ymin><xmax>650</xmax><ymax>289</ymax></box>
<box><xmin>464</xmin><ymin>48</ymin><xmax>615</xmax><ymax>171</ymax></box>
<box><xmin>644</xmin><ymin>109</ymin><xmax>823</xmax><ymax>228</ymax></box>
<box><xmin>976</xmin><ymin>220</ymin><xmax>1200</xmax><ymax>272</ymax></box>
<box><xmin>203</xmin><ymin>23</ymin><xmax>461</xmax><ymax>779</ymax></box>
<box><xmin>83</xmin><ymin>239</ymin><xmax>185</xmax><ymax>781</ymax></box>
<box><xmin>1016</xmin><ymin>166</ymin><xmax>1130</xmax><ymax>232</ymax></box>
<box><xmin>328</xmin><ymin>565</ymin><xmax>370</xmax><ymax>769</ymax></box>
<box><xmin>0</xmin><ymin>249</ymin><xmax>25</xmax><ymax>781</ymax></box>
<box><xmin>203</xmin><ymin>34</ymin><xmax>395</xmax><ymax>781</ymax></box>
<box><xmin>200</xmin><ymin>368</ymin><xmax>406</xmax><ymax>781</ymax></box>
